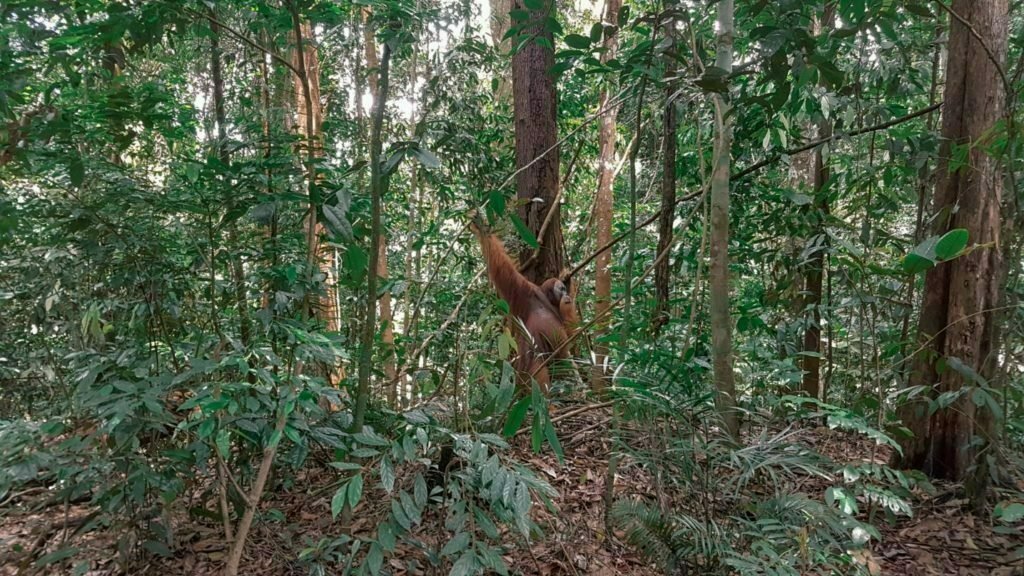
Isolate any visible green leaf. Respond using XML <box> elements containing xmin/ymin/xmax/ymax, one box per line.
<box><xmin>503</xmin><ymin>396</ymin><xmax>531</xmax><ymax>437</ymax></box>
<box><xmin>344</xmin><ymin>244</ymin><xmax>369</xmax><ymax>280</ymax></box>
<box><xmin>510</xmin><ymin>213</ymin><xmax>538</xmax><ymax>248</ymax></box>
<box><xmin>142</xmin><ymin>540</ymin><xmax>173</xmax><ymax>558</ymax></box>
<box><xmin>215</xmin><ymin>429</ymin><xmax>230</xmax><ymax>458</ymax></box>
<box><xmin>331</xmin><ymin>483</ymin><xmax>348</xmax><ymax>518</ymax></box>
<box><xmin>366</xmin><ymin>542</ymin><xmax>383</xmax><ymax>575</ymax></box>
<box><xmin>450</xmin><ymin>550</ymin><xmax>480</xmax><ymax>576</ymax></box>
<box><xmin>945</xmin><ymin>356</ymin><xmax>987</xmax><ymax>386</ymax></box>
<box><xmin>934</xmin><ymin>228</ymin><xmax>969</xmax><ymax>260</ymax></box>
<box><xmin>995</xmin><ymin>502</ymin><xmax>1024</xmax><ymax>523</ymax></box>
<box><xmin>283</xmin><ymin>425</ymin><xmax>302</xmax><ymax>445</ymax></box>
<box><xmin>902</xmin><ymin>252</ymin><xmax>934</xmax><ymax>274</ymax></box>
<box><xmin>328</xmin><ymin>461</ymin><xmax>362</xmax><ymax>471</ymax></box>
<box><xmin>391</xmin><ymin>498</ymin><xmax>412</xmax><ymax>530</ymax></box>
<box><xmin>324</xmin><ymin>202</ymin><xmax>353</xmax><ymax>241</ymax></box>
<box><xmin>531</xmin><ymin>410</ymin><xmax>543</xmax><ymax>453</ymax></box>
<box><xmin>563</xmin><ymin>34</ymin><xmax>592</xmax><ymax>49</ymax></box>
<box><xmin>814</xmin><ymin>58</ymin><xmax>844</xmax><ymax>88</ymax></box>
<box><xmin>487</xmin><ymin>190</ymin><xmax>507</xmax><ymax>217</ymax></box>
<box><xmin>523</xmin><ymin>0</ymin><xmax>544</xmax><ymax>9</ymax></box>
<box><xmin>413</xmin><ymin>147</ymin><xmax>441</xmax><ymax>169</ymax></box>
<box><xmin>197</xmin><ymin>418</ymin><xmax>215</xmax><ymax>439</ymax></box>
<box><xmin>497</xmin><ymin>330</ymin><xmax>515</xmax><ymax>359</ymax></box>
<box><xmin>543</xmin><ymin>418</ymin><xmax>564</xmax><ymax>463</ymax></box>
<box><xmin>380</xmin><ymin>458</ymin><xmax>396</xmax><ymax>493</ymax></box>
<box><xmin>787</xmin><ymin>192</ymin><xmax>813</xmax><ymax>206</ymax></box>
<box><xmin>267</xmin><ymin>428</ymin><xmax>283</xmax><ymax>449</ymax></box>
<box><xmin>35</xmin><ymin>547</ymin><xmax>80</xmax><ymax>568</ymax></box>
<box><xmin>903</xmin><ymin>234</ymin><xmax>941</xmax><ymax>273</ymax></box>
<box><xmin>353</xmin><ymin>428</ymin><xmax>390</xmax><ymax>446</ymax></box>
<box><xmin>184</xmin><ymin>161</ymin><xmax>200</xmax><ymax>183</ymax></box>
<box><xmin>348</xmin><ymin>473</ymin><xmax>364</xmax><ymax>508</ymax></box>
<box><xmin>441</xmin><ymin>532</ymin><xmax>470</xmax><ymax>556</ymax></box>
<box><xmin>70</xmin><ymin>157</ymin><xmax>85</xmax><ymax>187</ymax></box>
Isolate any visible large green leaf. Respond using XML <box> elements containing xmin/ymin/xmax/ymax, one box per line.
<box><xmin>563</xmin><ymin>34</ymin><xmax>592</xmax><ymax>49</ymax></box>
<box><xmin>503</xmin><ymin>396</ymin><xmax>530</xmax><ymax>437</ymax></box>
<box><xmin>934</xmin><ymin>228</ymin><xmax>969</xmax><ymax>260</ymax></box>
<box><xmin>510</xmin><ymin>213</ymin><xmax>539</xmax><ymax>248</ymax></box>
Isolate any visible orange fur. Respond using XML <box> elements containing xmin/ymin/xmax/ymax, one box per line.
<box><xmin>472</xmin><ymin>227</ymin><xmax>576</xmax><ymax>389</ymax></box>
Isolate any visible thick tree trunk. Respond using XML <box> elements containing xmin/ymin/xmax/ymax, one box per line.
<box><xmin>512</xmin><ymin>0</ymin><xmax>563</xmax><ymax>284</ymax></box>
<box><xmin>897</xmin><ymin>1</ymin><xmax>1006</xmax><ymax>505</ymax></box>
<box><xmin>899</xmin><ymin>26</ymin><xmax>943</xmax><ymax>384</ymax></box>
<box><xmin>710</xmin><ymin>0</ymin><xmax>738</xmax><ymax>439</ymax></box>
<box><xmin>591</xmin><ymin>0</ymin><xmax>621</xmax><ymax>391</ymax></box>
<box><xmin>290</xmin><ymin>22</ymin><xmax>340</xmax><ymax>339</ymax></box>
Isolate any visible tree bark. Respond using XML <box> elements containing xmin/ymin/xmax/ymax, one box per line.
<box><xmin>591</xmin><ymin>0</ymin><xmax>621</xmax><ymax>391</ymax></box>
<box><xmin>290</xmin><ymin>21</ymin><xmax>340</xmax><ymax>341</ymax></box>
<box><xmin>709</xmin><ymin>0</ymin><xmax>738</xmax><ymax>439</ymax></box>
<box><xmin>800</xmin><ymin>3</ymin><xmax>835</xmax><ymax>400</ymax></box>
<box><xmin>361</xmin><ymin>10</ymin><xmax>398</xmax><ymax>406</ymax></box>
<box><xmin>653</xmin><ymin>6</ymin><xmax>677</xmax><ymax>335</ymax></box>
<box><xmin>378</xmin><ymin>240</ymin><xmax>397</xmax><ymax>405</ymax></box>
<box><xmin>354</xmin><ymin>35</ymin><xmax>392</xmax><ymax>431</ymax></box>
<box><xmin>512</xmin><ymin>0</ymin><xmax>563</xmax><ymax>284</ymax></box>
<box><xmin>897</xmin><ymin>0</ymin><xmax>1006</xmax><ymax>506</ymax></box>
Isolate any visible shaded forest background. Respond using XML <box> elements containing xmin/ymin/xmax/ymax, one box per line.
<box><xmin>1</xmin><ymin>0</ymin><xmax>1023</xmax><ymax>574</ymax></box>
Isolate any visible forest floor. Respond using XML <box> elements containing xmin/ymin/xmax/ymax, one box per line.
<box><xmin>1</xmin><ymin>403</ymin><xmax>1022</xmax><ymax>575</ymax></box>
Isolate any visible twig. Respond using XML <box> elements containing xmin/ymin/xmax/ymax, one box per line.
<box><xmin>513</xmin><ymin>401</ymin><xmax>614</xmax><ymax>437</ymax></box>
<box><xmin>567</xmin><ymin>417</ymin><xmax>613</xmax><ymax>447</ymax></box>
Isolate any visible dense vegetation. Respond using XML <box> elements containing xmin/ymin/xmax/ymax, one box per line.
<box><xmin>1</xmin><ymin>0</ymin><xmax>1022</xmax><ymax>574</ymax></box>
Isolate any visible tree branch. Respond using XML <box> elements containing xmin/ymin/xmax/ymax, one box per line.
<box><xmin>733</xmin><ymin>101</ymin><xmax>943</xmax><ymax>181</ymax></box>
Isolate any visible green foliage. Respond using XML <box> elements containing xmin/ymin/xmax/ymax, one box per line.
<box><xmin>2</xmin><ymin>0</ymin><xmax>1022</xmax><ymax>573</ymax></box>
<box><xmin>606</xmin><ymin>391</ymin><xmax>879</xmax><ymax>575</ymax></box>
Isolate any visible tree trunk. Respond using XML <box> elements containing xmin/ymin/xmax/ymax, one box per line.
<box><xmin>291</xmin><ymin>21</ymin><xmax>340</xmax><ymax>341</ymax></box>
<box><xmin>899</xmin><ymin>25</ymin><xmax>943</xmax><ymax>384</ymax></box>
<box><xmin>709</xmin><ymin>0</ymin><xmax>738</xmax><ymax>439</ymax></box>
<box><xmin>800</xmin><ymin>3</ymin><xmax>835</xmax><ymax>400</ymax></box>
<box><xmin>591</xmin><ymin>0</ymin><xmax>621</xmax><ymax>392</ymax></box>
<box><xmin>897</xmin><ymin>0</ymin><xmax>1006</xmax><ymax>506</ymax></box>
<box><xmin>653</xmin><ymin>6</ymin><xmax>677</xmax><ymax>335</ymax></box>
<box><xmin>512</xmin><ymin>0</ymin><xmax>563</xmax><ymax>284</ymax></box>
<box><xmin>354</xmin><ymin>35</ymin><xmax>392</xmax><ymax>431</ymax></box>
<box><xmin>378</xmin><ymin>240</ymin><xmax>397</xmax><ymax>405</ymax></box>
<box><xmin>361</xmin><ymin>10</ymin><xmax>398</xmax><ymax>406</ymax></box>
